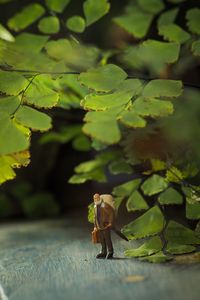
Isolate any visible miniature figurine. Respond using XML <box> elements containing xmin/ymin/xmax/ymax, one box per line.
<box><xmin>92</xmin><ymin>193</ymin><xmax>128</xmax><ymax>259</ymax></box>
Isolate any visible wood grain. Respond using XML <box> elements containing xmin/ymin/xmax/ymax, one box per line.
<box><xmin>0</xmin><ymin>212</ymin><xmax>199</xmax><ymax>300</ymax></box>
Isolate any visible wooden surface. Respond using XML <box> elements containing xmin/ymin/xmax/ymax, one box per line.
<box><xmin>0</xmin><ymin>212</ymin><xmax>199</xmax><ymax>300</ymax></box>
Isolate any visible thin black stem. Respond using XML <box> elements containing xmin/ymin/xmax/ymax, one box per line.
<box><xmin>1</xmin><ymin>67</ymin><xmax>200</xmax><ymax>89</ymax></box>
<box><xmin>11</xmin><ymin>74</ymin><xmax>38</xmax><ymax>116</ymax></box>
<box><xmin>5</xmin><ymin>69</ymin><xmax>80</xmax><ymax>75</ymax></box>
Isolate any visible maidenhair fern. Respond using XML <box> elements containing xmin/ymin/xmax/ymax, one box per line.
<box><xmin>0</xmin><ymin>0</ymin><xmax>200</xmax><ymax>262</ymax></box>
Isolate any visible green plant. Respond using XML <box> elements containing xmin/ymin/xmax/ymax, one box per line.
<box><xmin>0</xmin><ymin>0</ymin><xmax>200</xmax><ymax>262</ymax></box>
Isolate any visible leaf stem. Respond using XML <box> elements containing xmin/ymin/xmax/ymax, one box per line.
<box><xmin>11</xmin><ymin>74</ymin><xmax>39</xmax><ymax>117</ymax></box>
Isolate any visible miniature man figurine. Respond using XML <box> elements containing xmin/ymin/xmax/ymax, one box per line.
<box><xmin>92</xmin><ymin>193</ymin><xmax>128</xmax><ymax>259</ymax></box>
<box><xmin>93</xmin><ymin>193</ymin><xmax>115</xmax><ymax>259</ymax></box>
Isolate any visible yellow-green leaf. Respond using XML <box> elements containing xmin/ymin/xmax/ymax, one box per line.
<box><xmin>79</xmin><ymin>64</ymin><xmax>127</xmax><ymax>92</ymax></box>
<box><xmin>7</xmin><ymin>3</ymin><xmax>45</xmax><ymax>32</ymax></box>
<box><xmin>15</xmin><ymin>106</ymin><xmax>52</xmax><ymax>132</ymax></box>
<box><xmin>125</xmin><ymin>236</ymin><xmax>162</xmax><ymax>257</ymax></box>
<box><xmin>126</xmin><ymin>190</ymin><xmax>149</xmax><ymax>212</ymax></box>
<box><xmin>45</xmin><ymin>0</ymin><xmax>71</xmax><ymax>13</ymax></box>
<box><xmin>66</xmin><ymin>16</ymin><xmax>86</xmax><ymax>33</ymax></box>
<box><xmin>0</xmin><ymin>71</ymin><xmax>28</xmax><ymax>96</ymax></box>
<box><xmin>83</xmin><ymin>0</ymin><xmax>110</xmax><ymax>26</ymax></box>
<box><xmin>122</xmin><ymin>206</ymin><xmax>165</xmax><ymax>239</ymax></box>
<box><xmin>38</xmin><ymin>16</ymin><xmax>60</xmax><ymax>34</ymax></box>
<box><xmin>141</xmin><ymin>174</ymin><xmax>168</xmax><ymax>196</ymax></box>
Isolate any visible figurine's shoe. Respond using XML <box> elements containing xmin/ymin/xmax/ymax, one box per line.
<box><xmin>96</xmin><ymin>253</ymin><xmax>107</xmax><ymax>259</ymax></box>
<box><xmin>106</xmin><ymin>253</ymin><xmax>114</xmax><ymax>259</ymax></box>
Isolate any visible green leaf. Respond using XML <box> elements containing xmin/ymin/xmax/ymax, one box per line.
<box><xmin>186</xmin><ymin>202</ymin><xmax>200</xmax><ymax>220</ymax></box>
<box><xmin>166</xmin><ymin>243</ymin><xmax>196</xmax><ymax>255</ymax></box>
<box><xmin>141</xmin><ymin>40</ymin><xmax>180</xmax><ymax>64</ymax></box>
<box><xmin>0</xmin><ymin>156</ymin><xmax>16</xmax><ymax>184</ymax></box>
<box><xmin>120</xmin><ymin>111</ymin><xmax>146</xmax><ymax>128</ymax></box>
<box><xmin>125</xmin><ymin>236</ymin><xmax>162</xmax><ymax>257</ymax></box>
<box><xmin>165</xmin><ymin>221</ymin><xmax>200</xmax><ymax>245</ymax></box>
<box><xmin>133</xmin><ymin>97</ymin><xmax>174</xmax><ymax>118</ymax></box>
<box><xmin>151</xmin><ymin>159</ymin><xmax>166</xmax><ymax>172</ymax></box>
<box><xmin>39</xmin><ymin>125</ymin><xmax>81</xmax><ymax>144</ymax></box>
<box><xmin>82</xmin><ymin>90</ymin><xmax>132</xmax><ymax>111</ymax></box>
<box><xmin>122</xmin><ymin>40</ymin><xmax>180</xmax><ymax>75</ymax></box>
<box><xmin>166</xmin><ymin>166</ymin><xmax>184</xmax><ymax>183</ymax></box>
<box><xmin>112</xmin><ymin>179</ymin><xmax>141</xmax><ymax>198</ymax></box>
<box><xmin>83</xmin><ymin>111</ymin><xmax>121</xmax><ymax>145</ymax></box>
<box><xmin>69</xmin><ymin>168</ymin><xmax>106</xmax><ymax>184</ymax></box>
<box><xmin>122</xmin><ymin>206</ymin><xmax>165</xmax><ymax>239</ymax></box>
<box><xmin>158</xmin><ymin>187</ymin><xmax>183</xmax><ymax>205</ymax></box>
<box><xmin>79</xmin><ymin>64</ymin><xmax>127</xmax><ymax>92</ymax></box>
<box><xmin>141</xmin><ymin>174</ymin><xmax>168</xmax><ymax>196</ymax></box>
<box><xmin>75</xmin><ymin>160</ymin><xmax>102</xmax><ymax>174</ymax></box>
<box><xmin>15</xmin><ymin>106</ymin><xmax>52</xmax><ymax>132</ymax></box>
<box><xmin>72</xmin><ymin>135</ymin><xmax>91</xmax><ymax>152</ymax></box>
<box><xmin>45</xmin><ymin>38</ymin><xmax>99</xmax><ymax>70</ymax></box>
<box><xmin>0</xmin><ymin>96</ymin><xmax>20</xmax><ymax>114</ymax></box>
<box><xmin>14</xmin><ymin>33</ymin><xmax>49</xmax><ymax>53</ymax></box>
<box><xmin>0</xmin><ymin>151</ymin><xmax>30</xmax><ymax>184</ymax></box>
<box><xmin>38</xmin><ymin>16</ymin><xmax>60</xmax><ymax>34</ymax></box>
<box><xmin>159</xmin><ymin>24</ymin><xmax>190</xmax><ymax>44</ymax></box>
<box><xmin>83</xmin><ymin>0</ymin><xmax>110</xmax><ymax>26</ymax></box>
<box><xmin>109</xmin><ymin>158</ymin><xmax>132</xmax><ymax>175</ymax></box>
<box><xmin>192</xmin><ymin>39</ymin><xmax>200</xmax><ymax>56</ymax></box>
<box><xmin>114</xmin><ymin>5</ymin><xmax>153</xmax><ymax>38</ymax></box>
<box><xmin>0</xmin><ymin>71</ymin><xmax>28</xmax><ymax>96</ymax></box>
<box><xmin>186</xmin><ymin>8</ymin><xmax>200</xmax><ymax>35</ymax></box>
<box><xmin>45</xmin><ymin>0</ymin><xmax>71</xmax><ymax>13</ymax></box>
<box><xmin>0</xmin><ymin>24</ymin><xmax>15</xmax><ymax>42</ymax></box>
<box><xmin>0</xmin><ymin>113</ymin><xmax>30</xmax><ymax>155</ymax></box>
<box><xmin>82</xmin><ymin>79</ymin><xmax>142</xmax><ymax>111</ymax></box>
<box><xmin>57</xmin><ymin>92</ymin><xmax>81</xmax><ymax>109</ymax></box>
<box><xmin>7</xmin><ymin>3</ymin><xmax>45</xmax><ymax>32</ymax></box>
<box><xmin>114</xmin><ymin>197</ymin><xmax>124</xmax><ymax>210</ymax></box>
<box><xmin>143</xmin><ymin>80</ymin><xmax>183</xmax><ymax>98</ymax></box>
<box><xmin>118</xmin><ymin>78</ymin><xmax>143</xmax><ymax>94</ymax></box>
<box><xmin>157</xmin><ymin>8</ymin><xmax>179</xmax><ymax>27</ymax></box>
<box><xmin>126</xmin><ymin>190</ymin><xmax>149</xmax><ymax>212</ymax></box>
<box><xmin>70</xmin><ymin>151</ymin><xmax>119</xmax><ymax>184</ymax></box>
<box><xmin>58</xmin><ymin>74</ymin><xmax>89</xmax><ymax>98</ymax></box>
<box><xmin>25</xmin><ymin>75</ymin><xmax>59</xmax><ymax>108</ymax></box>
<box><xmin>182</xmin><ymin>186</ymin><xmax>200</xmax><ymax>204</ymax></box>
<box><xmin>137</xmin><ymin>0</ymin><xmax>165</xmax><ymax>15</ymax></box>
<box><xmin>139</xmin><ymin>251</ymin><xmax>172</xmax><ymax>263</ymax></box>
<box><xmin>88</xmin><ymin>202</ymin><xmax>95</xmax><ymax>223</ymax></box>
<box><xmin>66</xmin><ymin>16</ymin><xmax>86</xmax><ymax>33</ymax></box>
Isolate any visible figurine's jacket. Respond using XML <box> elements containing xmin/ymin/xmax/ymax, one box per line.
<box><xmin>94</xmin><ymin>201</ymin><xmax>115</xmax><ymax>230</ymax></box>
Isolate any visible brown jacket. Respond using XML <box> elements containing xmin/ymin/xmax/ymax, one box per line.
<box><xmin>94</xmin><ymin>202</ymin><xmax>115</xmax><ymax>230</ymax></box>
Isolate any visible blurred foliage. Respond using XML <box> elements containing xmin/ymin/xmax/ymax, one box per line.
<box><xmin>0</xmin><ymin>0</ymin><xmax>200</xmax><ymax>262</ymax></box>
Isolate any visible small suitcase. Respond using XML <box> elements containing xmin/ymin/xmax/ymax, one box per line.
<box><xmin>92</xmin><ymin>229</ymin><xmax>100</xmax><ymax>243</ymax></box>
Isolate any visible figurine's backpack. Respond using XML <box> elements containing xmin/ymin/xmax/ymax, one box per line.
<box><xmin>99</xmin><ymin>194</ymin><xmax>116</xmax><ymax>214</ymax></box>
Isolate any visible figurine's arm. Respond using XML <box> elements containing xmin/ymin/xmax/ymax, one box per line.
<box><xmin>94</xmin><ymin>218</ymin><xmax>97</xmax><ymax>229</ymax></box>
<box><xmin>94</xmin><ymin>211</ymin><xmax>98</xmax><ymax>230</ymax></box>
<box><xmin>105</xmin><ymin>206</ymin><xmax>115</xmax><ymax>229</ymax></box>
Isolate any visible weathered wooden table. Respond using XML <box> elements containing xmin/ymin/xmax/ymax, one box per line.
<box><xmin>0</xmin><ymin>212</ymin><xmax>199</xmax><ymax>300</ymax></box>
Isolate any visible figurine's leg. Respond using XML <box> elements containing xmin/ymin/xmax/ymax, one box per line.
<box><xmin>104</xmin><ymin>229</ymin><xmax>114</xmax><ymax>259</ymax></box>
<box><xmin>96</xmin><ymin>230</ymin><xmax>107</xmax><ymax>259</ymax></box>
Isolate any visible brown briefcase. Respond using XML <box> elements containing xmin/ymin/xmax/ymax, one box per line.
<box><xmin>92</xmin><ymin>229</ymin><xmax>100</xmax><ymax>243</ymax></box>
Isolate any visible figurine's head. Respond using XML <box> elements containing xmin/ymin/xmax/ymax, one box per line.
<box><xmin>93</xmin><ymin>193</ymin><xmax>101</xmax><ymax>204</ymax></box>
